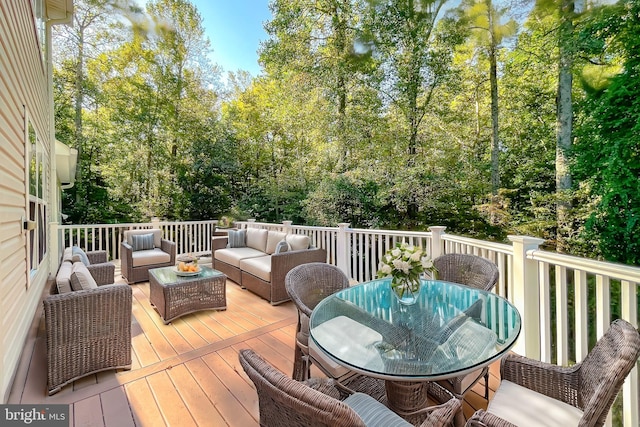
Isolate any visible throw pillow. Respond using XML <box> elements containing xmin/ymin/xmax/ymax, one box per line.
<box><xmin>131</xmin><ymin>233</ymin><xmax>155</xmax><ymax>251</ymax></box>
<box><xmin>227</xmin><ymin>229</ymin><xmax>246</xmax><ymax>248</ymax></box>
<box><xmin>286</xmin><ymin>234</ymin><xmax>311</xmax><ymax>251</ymax></box>
<box><xmin>70</xmin><ymin>262</ymin><xmax>98</xmax><ymax>291</ymax></box>
<box><xmin>275</xmin><ymin>240</ymin><xmax>290</xmax><ymax>254</ymax></box>
<box><xmin>72</xmin><ymin>246</ymin><xmax>90</xmax><ymax>266</ymax></box>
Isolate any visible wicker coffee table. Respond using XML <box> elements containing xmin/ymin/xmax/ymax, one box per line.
<box><xmin>149</xmin><ymin>266</ymin><xmax>227</xmax><ymax>324</ymax></box>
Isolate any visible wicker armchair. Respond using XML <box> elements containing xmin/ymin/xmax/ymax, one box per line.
<box><xmin>285</xmin><ymin>262</ymin><xmax>352</xmax><ymax>382</ymax></box>
<box><xmin>239</xmin><ymin>348</ymin><xmax>461</xmax><ymax>427</ymax></box>
<box><xmin>432</xmin><ymin>253</ymin><xmax>499</xmax><ymax>400</ymax></box>
<box><xmin>120</xmin><ymin>228</ymin><xmax>176</xmax><ymax>283</ymax></box>
<box><xmin>43</xmin><ymin>283</ymin><xmax>132</xmax><ymax>395</ymax></box>
<box><xmin>465</xmin><ymin>319</ymin><xmax>640</xmax><ymax>427</ymax></box>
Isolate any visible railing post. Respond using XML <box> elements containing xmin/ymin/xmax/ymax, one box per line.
<box><xmin>49</xmin><ymin>220</ymin><xmax>60</xmax><ymax>275</ymax></box>
<box><xmin>508</xmin><ymin>235</ymin><xmax>545</xmax><ymax>359</ymax></box>
<box><xmin>283</xmin><ymin>220</ymin><xmax>292</xmax><ymax>234</ymax></box>
<box><xmin>429</xmin><ymin>226</ymin><xmax>446</xmax><ymax>258</ymax></box>
<box><xmin>151</xmin><ymin>217</ymin><xmax>160</xmax><ymax>228</ymax></box>
<box><xmin>336</xmin><ymin>223</ymin><xmax>350</xmax><ymax>278</ymax></box>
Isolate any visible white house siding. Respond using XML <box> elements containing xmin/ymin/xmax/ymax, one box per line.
<box><xmin>0</xmin><ymin>0</ymin><xmax>54</xmax><ymax>402</ymax></box>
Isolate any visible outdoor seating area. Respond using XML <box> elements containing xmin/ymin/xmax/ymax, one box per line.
<box><xmin>9</xmin><ymin>260</ymin><xmax>502</xmax><ymax>426</ymax></box>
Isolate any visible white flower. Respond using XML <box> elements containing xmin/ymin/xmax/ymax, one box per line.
<box><xmin>410</xmin><ymin>250</ymin><xmax>422</xmax><ymax>261</ymax></box>
<box><xmin>421</xmin><ymin>257</ymin><xmax>433</xmax><ymax>269</ymax></box>
<box><xmin>393</xmin><ymin>259</ymin><xmax>411</xmax><ymax>274</ymax></box>
<box><xmin>391</xmin><ymin>247</ymin><xmax>402</xmax><ymax>257</ymax></box>
<box><xmin>380</xmin><ymin>264</ymin><xmax>392</xmax><ymax>275</ymax></box>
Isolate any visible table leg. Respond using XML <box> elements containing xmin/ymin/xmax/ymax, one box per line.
<box><xmin>384</xmin><ymin>380</ymin><xmax>430</xmax><ymax>415</ymax></box>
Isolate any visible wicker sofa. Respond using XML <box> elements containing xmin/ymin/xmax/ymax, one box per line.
<box><xmin>120</xmin><ymin>228</ymin><xmax>176</xmax><ymax>284</ymax></box>
<box><xmin>212</xmin><ymin>228</ymin><xmax>326</xmax><ymax>305</ymax></box>
<box><xmin>46</xmin><ymin>249</ymin><xmax>131</xmax><ymax>395</ymax></box>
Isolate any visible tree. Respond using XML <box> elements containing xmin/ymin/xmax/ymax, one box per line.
<box><xmin>456</xmin><ymin>0</ymin><xmax>516</xmax><ymax>196</ymax></box>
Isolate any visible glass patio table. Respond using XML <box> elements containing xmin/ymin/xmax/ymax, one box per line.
<box><xmin>309</xmin><ymin>278</ymin><xmax>521</xmax><ymax>417</ymax></box>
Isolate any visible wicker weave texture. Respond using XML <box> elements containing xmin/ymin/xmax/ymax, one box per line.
<box><xmin>239</xmin><ymin>349</ymin><xmax>461</xmax><ymax>427</ymax></box>
<box><xmin>44</xmin><ymin>283</ymin><xmax>132</xmax><ymax>395</ymax></box>
<box><xmin>149</xmin><ymin>267</ymin><xmax>227</xmax><ymax>324</ymax></box>
<box><xmin>465</xmin><ymin>319</ymin><xmax>640</xmax><ymax>427</ymax></box>
<box><xmin>285</xmin><ymin>263</ymin><xmax>350</xmax><ymax>381</ymax></box>
<box><xmin>433</xmin><ymin>254</ymin><xmax>499</xmax><ymax>292</ymax></box>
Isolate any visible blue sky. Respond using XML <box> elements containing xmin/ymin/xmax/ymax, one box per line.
<box><xmin>189</xmin><ymin>0</ymin><xmax>272</xmax><ymax>77</ymax></box>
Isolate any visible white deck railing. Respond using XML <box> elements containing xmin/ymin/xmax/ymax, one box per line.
<box><xmin>55</xmin><ymin>219</ymin><xmax>639</xmax><ymax>426</ymax></box>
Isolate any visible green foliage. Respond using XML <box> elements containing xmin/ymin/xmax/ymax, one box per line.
<box><xmin>573</xmin><ymin>0</ymin><xmax>640</xmax><ymax>265</ymax></box>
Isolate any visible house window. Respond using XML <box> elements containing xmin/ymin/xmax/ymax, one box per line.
<box><xmin>31</xmin><ymin>0</ymin><xmax>46</xmax><ymax>61</ymax></box>
<box><xmin>27</xmin><ymin>121</ymin><xmax>48</xmax><ymax>276</ymax></box>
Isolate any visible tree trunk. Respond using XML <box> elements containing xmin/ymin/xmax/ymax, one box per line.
<box><xmin>489</xmin><ymin>39</ymin><xmax>500</xmax><ymax>195</ymax></box>
<box><xmin>556</xmin><ymin>0</ymin><xmax>574</xmax><ymax>252</ymax></box>
<box><xmin>74</xmin><ymin>32</ymin><xmax>84</xmax><ymax>206</ymax></box>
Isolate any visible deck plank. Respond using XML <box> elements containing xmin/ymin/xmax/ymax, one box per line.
<box><xmin>184</xmin><ymin>358</ymin><xmax>258</xmax><ymax>427</ymax></box>
<box><xmin>166</xmin><ymin>363</ymin><xmax>226</xmax><ymax>427</ymax></box>
<box><xmin>146</xmin><ymin>371</ymin><xmax>197</xmax><ymax>426</ymax></box>
<box><xmin>100</xmin><ymin>386</ymin><xmax>136</xmax><ymax>427</ymax></box>
<box><xmin>73</xmin><ymin>394</ymin><xmax>105</xmax><ymax>427</ymax></box>
<box><xmin>124</xmin><ymin>378</ymin><xmax>166</xmax><ymax>427</ymax></box>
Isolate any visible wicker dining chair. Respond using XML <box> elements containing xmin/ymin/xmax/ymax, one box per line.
<box><xmin>239</xmin><ymin>348</ymin><xmax>462</xmax><ymax>427</ymax></box>
<box><xmin>465</xmin><ymin>319</ymin><xmax>640</xmax><ymax>427</ymax></box>
<box><xmin>285</xmin><ymin>262</ymin><xmax>352</xmax><ymax>382</ymax></box>
<box><xmin>432</xmin><ymin>253</ymin><xmax>499</xmax><ymax>400</ymax></box>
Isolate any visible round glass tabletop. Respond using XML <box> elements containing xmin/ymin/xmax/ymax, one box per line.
<box><xmin>309</xmin><ymin>278</ymin><xmax>521</xmax><ymax>381</ymax></box>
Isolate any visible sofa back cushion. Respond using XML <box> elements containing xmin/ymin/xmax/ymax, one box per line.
<box><xmin>56</xmin><ymin>261</ymin><xmax>74</xmax><ymax>294</ymax></box>
<box><xmin>125</xmin><ymin>229</ymin><xmax>162</xmax><ymax>248</ymax></box>
<box><xmin>246</xmin><ymin>228</ymin><xmax>268</xmax><ymax>253</ymax></box>
<box><xmin>265</xmin><ymin>231</ymin><xmax>287</xmax><ymax>254</ymax></box>
<box><xmin>70</xmin><ymin>262</ymin><xmax>98</xmax><ymax>291</ymax></box>
<box><xmin>286</xmin><ymin>234</ymin><xmax>311</xmax><ymax>251</ymax></box>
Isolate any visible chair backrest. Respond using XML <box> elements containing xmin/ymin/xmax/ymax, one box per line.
<box><xmin>124</xmin><ymin>228</ymin><xmax>162</xmax><ymax>248</ymax></box>
<box><xmin>239</xmin><ymin>349</ymin><xmax>366</xmax><ymax>427</ymax></box>
<box><xmin>433</xmin><ymin>254</ymin><xmax>499</xmax><ymax>291</ymax></box>
<box><xmin>285</xmin><ymin>262</ymin><xmax>350</xmax><ymax>317</ymax></box>
<box><xmin>578</xmin><ymin>319</ymin><xmax>640</xmax><ymax>424</ymax></box>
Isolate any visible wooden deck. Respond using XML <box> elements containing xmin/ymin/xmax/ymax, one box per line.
<box><xmin>8</xmin><ymin>263</ymin><xmax>496</xmax><ymax>426</ymax></box>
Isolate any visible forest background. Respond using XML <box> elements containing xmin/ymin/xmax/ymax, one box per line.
<box><xmin>52</xmin><ymin>0</ymin><xmax>640</xmax><ymax>266</ymax></box>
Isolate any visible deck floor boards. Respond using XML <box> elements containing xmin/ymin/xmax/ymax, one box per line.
<box><xmin>8</xmin><ymin>262</ymin><xmax>494</xmax><ymax>426</ymax></box>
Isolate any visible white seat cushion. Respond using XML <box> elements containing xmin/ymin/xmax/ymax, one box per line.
<box><xmin>487</xmin><ymin>380</ymin><xmax>583</xmax><ymax>426</ymax></box>
<box><xmin>131</xmin><ymin>248</ymin><xmax>171</xmax><ymax>267</ymax></box>
<box><xmin>309</xmin><ymin>338</ymin><xmax>352</xmax><ymax>379</ymax></box>
<box><xmin>310</xmin><ymin>316</ymin><xmax>384</xmax><ymax>376</ymax></box>
<box><xmin>239</xmin><ymin>255</ymin><xmax>271</xmax><ymax>282</ymax></box>
<box><xmin>214</xmin><ymin>247</ymin><xmax>266</xmax><ymax>268</ymax></box>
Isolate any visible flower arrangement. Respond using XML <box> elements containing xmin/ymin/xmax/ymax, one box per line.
<box><xmin>377</xmin><ymin>242</ymin><xmax>436</xmax><ymax>302</ymax></box>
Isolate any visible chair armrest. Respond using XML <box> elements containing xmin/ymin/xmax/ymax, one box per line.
<box><xmin>212</xmin><ymin>236</ymin><xmax>228</xmax><ymax>252</ymax></box>
<box><xmin>87</xmin><ymin>262</ymin><xmax>115</xmax><ymax>286</ymax></box>
<box><xmin>87</xmin><ymin>250</ymin><xmax>108</xmax><ymax>264</ymax></box>
<box><xmin>120</xmin><ymin>242</ymin><xmax>132</xmax><ymax>277</ymax></box>
<box><xmin>500</xmin><ymin>353</ymin><xmax>580</xmax><ymax>406</ymax></box>
<box><xmin>271</xmin><ymin>248</ymin><xmax>327</xmax><ymax>304</ymax></box>
<box><xmin>465</xmin><ymin>410</ymin><xmax>517</xmax><ymax>427</ymax></box>
<box><xmin>161</xmin><ymin>239</ymin><xmax>176</xmax><ymax>264</ymax></box>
